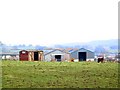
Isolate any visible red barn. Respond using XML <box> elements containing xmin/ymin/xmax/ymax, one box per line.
<box><xmin>19</xmin><ymin>50</ymin><xmax>44</xmax><ymax>61</ymax></box>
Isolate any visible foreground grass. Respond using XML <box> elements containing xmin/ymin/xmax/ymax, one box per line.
<box><xmin>1</xmin><ymin>61</ymin><xmax>119</xmax><ymax>88</ymax></box>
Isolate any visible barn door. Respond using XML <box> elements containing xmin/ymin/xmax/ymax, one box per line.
<box><xmin>55</xmin><ymin>55</ymin><xmax>61</xmax><ymax>61</ymax></box>
<box><xmin>34</xmin><ymin>52</ymin><xmax>39</xmax><ymax>61</ymax></box>
<box><xmin>78</xmin><ymin>52</ymin><xmax>86</xmax><ymax>61</ymax></box>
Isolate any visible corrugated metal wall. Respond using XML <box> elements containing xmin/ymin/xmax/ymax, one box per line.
<box><xmin>71</xmin><ymin>50</ymin><xmax>78</xmax><ymax>59</ymax></box>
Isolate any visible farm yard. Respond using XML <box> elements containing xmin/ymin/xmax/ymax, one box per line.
<box><xmin>1</xmin><ymin>60</ymin><xmax>119</xmax><ymax>88</ymax></box>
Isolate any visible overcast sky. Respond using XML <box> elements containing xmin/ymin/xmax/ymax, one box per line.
<box><xmin>0</xmin><ymin>0</ymin><xmax>118</xmax><ymax>46</ymax></box>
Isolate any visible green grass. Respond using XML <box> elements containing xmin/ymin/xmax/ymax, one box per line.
<box><xmin>1</xmin><ymin>61</ymin><xmax>119</xmax><ymax>88</ymax></box>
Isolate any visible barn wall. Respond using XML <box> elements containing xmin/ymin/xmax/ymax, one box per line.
<box><xmin>44</xmin><ymin>54</ymin><xmax>51</xmax><ymax>62</ymax></box>
<box><xmin>71</xmin><ymin>51</ymin><xmax>78</xmax><ymax>59</ymax></box>
<box><xmin>38</xmin><ymin>51</ymin><xmax>44</xmax><ymax>61</ymax></box>
<box><xmin>19</xmin><ymin>50</ymin><xmax>29</xmax><ymax>61</ymax></box>
<box><xmin>28</xmin><ymin>51</ymin><xmax>34</xmax><ymax>61</ymax></box>
<box><xmin>64</xmin><ymin>53</ymin><xmax>71</xmax><ymax>60</ymax></box>
<box><xmin>87</xmin><ymin>51</ymin><xmax>94</xmax><ymax>59</ymax></box>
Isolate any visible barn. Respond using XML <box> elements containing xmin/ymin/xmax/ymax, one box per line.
<box><xmin>44</xmin><ymin>49</ymin><xmax>71</xmax><ymax>62</ymax></box>
<box><xmin>70</xmin><ymin>48</ymin><xmax>94</xmax><ymax>61</ymax></box>
<box><xmin>19</xmin><ymin>50</ymin><xmax>44</xmax><ymax>61</ymax></box>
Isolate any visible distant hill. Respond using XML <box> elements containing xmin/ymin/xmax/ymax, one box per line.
<box><xmin>53</xmin><ymin>39</ymin><xmax>118</xmax><ymax>47</ymax></box>
<box><xmin>53</xmin><ymin>39</ymin><xmax>118</xmax><ymax>54</ymax></box>
<box><xmin>0</xmin><ymin>39</ymin><xmax>118</xmax><ymax>54</ymax></box>
<box><xmin>86</xmin><ymin>39</ymin><xmax>118</xmax><ymax>47</ymax></box>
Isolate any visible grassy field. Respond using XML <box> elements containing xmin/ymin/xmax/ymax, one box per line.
<box><xmin>1</xmin><ymin>60</ymin><xmax>119</xmax><ymax>88</ymax></box>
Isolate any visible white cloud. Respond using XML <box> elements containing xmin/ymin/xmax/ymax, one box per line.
<box><xmin>0</xmin><ymin>0</ymin><xmax>118</xmax><ymax>46</ymax></box>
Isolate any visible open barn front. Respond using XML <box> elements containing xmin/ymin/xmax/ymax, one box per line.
<box><xmin>34</xmin><ymin>52</ymin><xmax>39</xmax><ymax>61</ymax></box>
<box><xmin>78</xmin><ymin>52</ymin><xmax>86</xmax><ymax>61</ymax></box>
<box><xmin>55</xmin><ymin>55</ymin><xmax>61</xmax><ymax>61</ymax></box>
<box><xmin>19</xmin><ymin>50</ymin><xmax>43</xmax><ymax>61</ymax></box>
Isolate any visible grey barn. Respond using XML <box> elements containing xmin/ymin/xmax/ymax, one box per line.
<box><xmin>44</xmin><ymin>49</ymin><xmax>71</xmax><ymax>62</ymax></box>
<box><xmin>70</xmin><ymin>48</ymin><xmax>94</xmax><ymax>61</ymax></box>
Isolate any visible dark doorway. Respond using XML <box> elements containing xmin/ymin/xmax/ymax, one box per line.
<box><xmin>55</xmin><ymin>55</ymin><xmax>61</xmax><ymax>61</ymax></box>
<box><xmin>34</xmin><ymin>52</ymin><xmax>39</xmax><ymax>61</ymax></box>
<box><xmin>78</xmin><ymin>52</ymin><xmax>86</xmax><ymax>61</ymax></box>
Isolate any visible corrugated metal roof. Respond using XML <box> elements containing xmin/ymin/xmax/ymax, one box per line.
<box><xmin>79</xmin><ymin>48</ymin><xmax>94</xmax><ymax>53</ymax></box>
<box><xmin>70</xmin><ymin>48</ymin><xmax>94</xmax><ymax>53</ymax></box>
<box><xmin>43</xmin><ymin>50</ymin><xmax>54</xmax><ymax>55</ymax></box>
<box><xmin>68</xmin><ymin>49</ymin><xmax>74</xmax><ymax>53</ymax></box>
<box><xmin>44</xmin><ymin>49</ymin><xmax>69</xmax><ymax>56</ymax></box>
<box><xmin>19</xmin><ymin>50</ymin><xmax>43</xmax><ymax>53</ymax></box>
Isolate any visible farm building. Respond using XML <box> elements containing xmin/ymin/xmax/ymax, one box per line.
<box><xmin>19</xmin><ymin>50</ymin><xmax>44</xmax><ymax>61</ymax></box>
<box><xmin>44</xmin><ymin>49</ymin><xmax>71</xmax><ymax>62</ymax></box>
<box><xmin>70</xmin><ymin>48</ymin><xmax>94</xmax><ymax>61</ymax></box>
